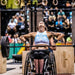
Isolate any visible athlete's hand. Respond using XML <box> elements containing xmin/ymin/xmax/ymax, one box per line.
<box><xmin>20</xmin><ymin>35</ymin><xmax>26</xmax><ymax>42</ymax></box>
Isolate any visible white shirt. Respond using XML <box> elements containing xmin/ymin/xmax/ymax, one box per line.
<box><xmin>8</xmin><ymin>22</ymin><xmax>16</xmax><ymax>29</ymax></box>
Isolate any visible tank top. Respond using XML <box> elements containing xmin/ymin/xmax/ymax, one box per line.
<box><xmin>34</xmin><ymin>31</ymin><xmax>49</xmax><ymax>45</ymax></box>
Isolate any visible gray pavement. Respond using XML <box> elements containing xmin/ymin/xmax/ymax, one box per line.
<box><xmin>0</xmin><ymin>59</ymin><xmax>75</xmax><ymax>75</ymax></box>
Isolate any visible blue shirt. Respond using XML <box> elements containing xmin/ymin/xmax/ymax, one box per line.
<box><xmin>58</xmin><ymin>12</ymin><xmax>65</xmax><ymax>16</ymax></box>
<box><xmin>55</xmin><ymin>21</ymin><xmax>63</xmax><ymax>26</ymax></box>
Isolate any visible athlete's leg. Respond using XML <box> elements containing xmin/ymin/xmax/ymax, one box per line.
<box><xmin>34</xmin><ymin>59</ymin><xmax>39</xmax><ymax>73</ymax></box>
<box><xmin>39</xmin><ymin>59</ymin><xmax>44</xmax><ymax>74</ymax></box>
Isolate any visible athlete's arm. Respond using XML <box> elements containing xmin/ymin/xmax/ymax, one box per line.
<box><xmin>20</xmin><ymin>32</ymin><xmax>36</xmax><ymax>42</ymax></box>
<box><xmin>47</xmin><ymin>31</ymin><xmax>65</xmax><ymax>43</ymax></box>
<box><xmin>51</xmin><ymin>32</ymin><xmax>65</xmax><ymax>41</ymax></box>
<box><xmin>48</xmin><ymin>31</ymin><xmax>65</xmax><ymax>41</ymax></box>
<box><xmin>49</xmin><ymin>36</ymin><xmax>56</xmax><ymax>50</ymax></box>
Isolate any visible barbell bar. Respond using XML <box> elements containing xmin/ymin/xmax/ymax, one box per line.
<box><xmin>6</xmin><ymin>45</ymin><xmax>75</xmax><ymax>48</ymax></box>
<box><xmin>1</xmin><ymin>36</ymin><xmax>74</xmax><ymax>57</ymax></box>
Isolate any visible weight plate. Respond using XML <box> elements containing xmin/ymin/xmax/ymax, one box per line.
<box><xmin>1</xmin><ymin>36</ymin><xmax>9</xmax><ymax>57</ymax></box>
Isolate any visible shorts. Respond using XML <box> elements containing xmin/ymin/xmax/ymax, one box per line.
<box><xmin>30</xmin><ymin>50</ymin><xmax>50</xmax><ymax>59</ymax></box>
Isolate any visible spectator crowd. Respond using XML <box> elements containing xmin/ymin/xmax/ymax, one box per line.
<box><xmin>1</xmin><ymin>0</ymin><xmax>73</xmax><ymax>45</ymax></box>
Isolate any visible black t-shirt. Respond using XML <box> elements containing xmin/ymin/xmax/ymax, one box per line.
<box><xmin>48</xmin><ymin>20</ymin><xmax>54</xmax><ymax>26</ymax></box>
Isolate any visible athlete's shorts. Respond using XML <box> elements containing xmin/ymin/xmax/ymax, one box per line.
<box><xmin>30</xmin><ymin>50</ymin><xmax>50</xmax><ymax>59</ymax></box>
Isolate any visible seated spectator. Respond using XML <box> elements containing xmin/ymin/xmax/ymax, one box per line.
<box><xmin>9</xmin><ymin>16</ymin><xmax>18</xmax><ymax>24</ymax></box>
<box><xmin>18</xmin><ymin>15</ymin><xmax>24</xmax><ymax>26</ymax></box>
<box><xmin>66</xmin><ymin>35</ymin><xmax>72</xmax><ymax>44</ymax></box>
<box><xmin>71</xmin><ymin>0</ymin><xmax>75</xmax><ymax>7</ymax></box>
<box><xmin>44</xmin><ymin>18</ymin><xmax>48</xmax><ymax>29</ymax></box>
<box><xmin>43</xmin><ymin>8</ymin><xmax>49</xmax><ymax>18</ymax></box>
<box><xmin>66</xmin><ymin>1</ymin><xmax>72</xmax><ymax>8</ymax></box>
<box><xmin>55</xmin><ymin>19</ymin><xmax>63</xmax><ymax>32</ymax></box>
<box><xmin>70</xmin><ymin>17</ymin><xmax>72</xmax><ymax>25</ymax></box>
<box><xmin>57</xmin><ymin>9</ymin><xmax>66</xmax><ymax>21</ymax></box>
<box><xmin>48</xmin><ymin>17</ymin><xmax>55</xmax><ymax>31</ymax></box>
<box><xmin>49</xmin><ymin>12</ymin><xmax>56</xmax><ymax>22</ymax></box>
<box><xmin>16</xmin><ymin>11</ymin><xmax>24</xmax><ymax>18</ymax></box>
<box><xmin>16</xmin><ymin>33</ymin><xmax>22</xmax><ymax>43</ymax></box>
<box><xmin>7</xmin><ymin>19</ymin><xmax>17</xmax><ymax>33</ymax></box>
<box><xmin>63</xmin><ymin>18</ymin><xmax>70</xmax><ymax>33</ymax></box>
<box><xmin>12</xmin><ymin>33</ymin><xmax>21</xmax><ymax>43</ymax></box>
<box><xmin>67</xmin><ymin>11</ymin><xmax>72</xmax><ymax>21</ymax></box>
<box><xmin>69</xmin><ymin>12</ymin><xmax>72</xmax><ymax>19</ymax></box>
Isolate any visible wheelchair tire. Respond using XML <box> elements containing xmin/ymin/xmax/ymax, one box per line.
<box><xmin>49</xmin><ymin>52</ymin><xmax>57</xmax><ymax>75</ymax></box>
<box><xmin>24</xmin><ymin>52</ymin><xmax>31</xmax><ymax>75</ymax></box>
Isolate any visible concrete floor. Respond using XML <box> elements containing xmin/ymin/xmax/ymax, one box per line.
<box><xmin>0</xmin><ymin>59</ymin><xmax>22</xmax><ymax>75</ymax></box>
<box><xmin>0</xmin><ymin>59</ymin><xmax>75</xmax><ymax>75</ymax></box>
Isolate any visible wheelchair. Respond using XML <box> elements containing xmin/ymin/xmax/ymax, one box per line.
<box><xmin>24</xmin><ymin>50</ymin><xmax>57</xmax><ymax>75</ymax></box>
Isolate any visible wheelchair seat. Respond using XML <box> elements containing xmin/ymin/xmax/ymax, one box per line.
<box><xmin>30</xmin><ymin>50</ymin><xmax>50</xmax><ymax>59</ymax></box>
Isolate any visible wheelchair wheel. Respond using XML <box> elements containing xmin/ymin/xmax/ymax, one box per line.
<box><xmin>49</xmin><ymin>52</ymin><xmax>57</xmax><ymax>75</ymax></box>
<box><xmin>24</xmin><ymin>52</ymin><xmax>32</xmax><ymax>75</ymax></box>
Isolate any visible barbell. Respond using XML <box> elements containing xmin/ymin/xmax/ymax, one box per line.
<box><xmin>1</xmin><ymin>36</ymin><xmax>75</xmax><ymax>57</ymax></box>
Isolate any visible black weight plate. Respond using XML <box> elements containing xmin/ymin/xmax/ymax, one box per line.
<box><xmin>1</xmin><ymin>36</ymin><xmax>9</xmax><ymax>57</ymax></box>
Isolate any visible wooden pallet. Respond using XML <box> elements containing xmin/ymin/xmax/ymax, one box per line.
<box><xmin>0</xmin><ymin>51</ymin><xmax>7</xmax><ymax>74</ymax></box>
<box><xmin>22</xmin><ymin>47</ymin><xmax>74</xmax><ymax>75</ymax></box>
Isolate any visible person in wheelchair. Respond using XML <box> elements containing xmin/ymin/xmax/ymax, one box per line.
<box><xmin>20</xmin><ymin>21</ymin><xmax>64</xmax><ymax>75</ymax></box>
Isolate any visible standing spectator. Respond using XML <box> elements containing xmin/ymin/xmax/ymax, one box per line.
<box><xmin>5</xmin><ymin>33</ymin><xmax>12</xmax><ymax>43</ymax></box>
<box><xmin>57</xmin><ymin>9</ymin><xmax>66</xmax><ymax>21</ymax></box>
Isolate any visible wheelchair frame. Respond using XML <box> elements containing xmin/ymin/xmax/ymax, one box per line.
<box><xmin>24</xmin><ymin>50</ymin><xmax>57</xmax><ymax>75</ymax></box>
